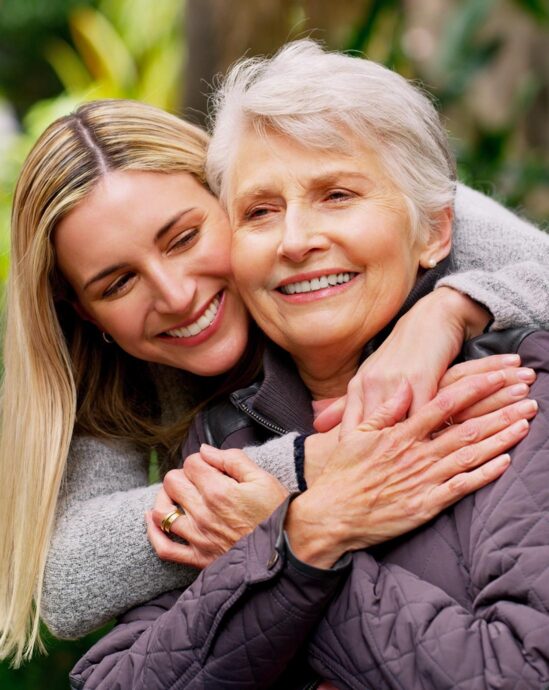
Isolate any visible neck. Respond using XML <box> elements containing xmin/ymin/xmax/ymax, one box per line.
<box><xmin>292</xmin><ymin>348</ymin><xmax>361</xmax><ymax>400</ymax></box>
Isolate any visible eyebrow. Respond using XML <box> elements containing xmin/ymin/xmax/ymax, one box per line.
<box><xmin>83</xmin><ymin>208</ymin><xmax>195</xmax><ymax>290</ymax></box>
<box><xmin>234</xmin><ymin>171</ymin><xmax>370</xmax><ymax>206</ymax></box>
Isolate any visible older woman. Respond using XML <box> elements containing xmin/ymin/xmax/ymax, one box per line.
<box><xmin>69</xmin><ymin>43</ymin><xmax>549</xmax><ymax>689</ymax></box>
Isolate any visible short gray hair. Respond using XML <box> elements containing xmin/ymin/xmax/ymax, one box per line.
<box><xmin>206</xmin><ymin>39</ymin><xmax>456</xmax><ymax>241</ymax></box>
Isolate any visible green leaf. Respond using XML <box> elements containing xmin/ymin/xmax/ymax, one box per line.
<box><xmin>69</xmin><ymin>6</ymin><xmax>137</xmax><ymax>90</ymax></box>
<box><xmin>44</xmin><ymin>38</ymin><xmax>92</xmax><ymax>94</ymax></box>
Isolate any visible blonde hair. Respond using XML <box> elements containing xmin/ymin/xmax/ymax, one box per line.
<box><xmin>0</xmin><ymin>99</ymin><xmax>213</xmax><ymax>665</ymax></box>
<box><xmin>207</xmin><ymin>39</ymin><xmax>456</xmax><ymax>242</ymax></box>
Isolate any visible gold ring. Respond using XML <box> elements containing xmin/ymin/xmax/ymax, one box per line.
<box><xmin>160</xmin><ymin>507</ymin><xmax>184</xmax><ymax>535</ymax></box>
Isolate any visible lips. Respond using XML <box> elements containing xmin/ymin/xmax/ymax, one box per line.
<box><xmin>163</xmin><ymin>293</ymin><xmax>221</xmax><ymax>338</ymax></box>
<box><xmin>277</xmin><ymin>272</ymin><xmax>358</xmax><ymax>295</ymax></box>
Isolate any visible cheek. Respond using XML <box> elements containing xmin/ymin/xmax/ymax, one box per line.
<box><xmin>86</xmin><ymin>301</ymin><xmax>140</xmax><ymax>341</ymax></box>
<box><xmin>231</xmin><ymin>234</ymin><xmax>273</xmax><ymax>290</ymax></box>
<box><xmin>201</xmin><ymin>232</ymin><xmax>233</xmax><ymax>278</ymax></box>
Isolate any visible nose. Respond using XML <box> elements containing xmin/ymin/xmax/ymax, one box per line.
<box><xmin>151</xmin><ymin>267</ymin><xmax>197</xmax><ymax>315</ymax></box>
<box><xmin>277</xmin><ymin>204</ymin><xmax>329</xmax><ymax>263</ymax></box>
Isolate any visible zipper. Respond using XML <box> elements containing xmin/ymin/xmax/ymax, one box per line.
<box><xmin>301</xmin><ymin>680</ymin><xmax>320</xmax><ymax>690</ymax></box>
<box><xmin>230</xmin><ymin>393</ymin><xmax>287</xmax><ymax>436</ymax></box>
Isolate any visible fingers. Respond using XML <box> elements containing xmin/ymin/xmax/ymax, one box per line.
<box><xmin>356</xmin><ymin>379</ymin><xmax>413</xmax><ymax>433</ymax></box>
<box><xmin>451</xmin><ymin>381</ymin><xmax>532</xmax><ymax>423</ymax></box>
<box><xmin>430</xmin><ymin>453</ymin><xmax>511</xmax><ymax>514</ymax></box>
<box><xmin>183</xmin><ymin>451</ymin><xmax>235</xmax><ymax>495</ymax></box>
<box><xmin>404</xmin><ymin>369</ymin><xmax>512</xmax><ymax>439</ymax></box>
<box><xmin>433</xmin><ymin>415</ymin><xmax>531</xmax><ymax>484</ymax></box>
<box><xmin>152</xmin><ymin>485</ymin><xmax>176</xmax><ymax>513</ymax></box>
<box><xmin>162</xmin><ymin>466</ymin><xmax>201</xmax><ymax>510</ymax></box>
<box><xmin>432</xmin><ymin>397</ymin><xmax>538</xmax><ymax>459</ymax></box>
<box><xmin>199</xmin><ymin>445</ymin><xmax>261</xmax><ymax>483</ymax></box>
<box><xmin>341</xmin><ymin>382</ymin><xmax>366</xmax><ymax>435</ymax></box>
<box><xmin>313</xmin><ymin>396</ymin><xmax>346</xmax><ymax>433</ymax></box>
<box><xmin>146</xmin><ymin>512</ymin><xmax>196</xmax><ymax>566</ymax></box>
<box><xmin>439</xmin><ymin>354</ymin><xmax>521</xmax><ymax>388</ymax></box>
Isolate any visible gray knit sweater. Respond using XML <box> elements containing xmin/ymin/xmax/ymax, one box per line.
<box><xmin>41</xmin><ymin>184</ymin><xmax>549</xmax><ymax>639</ymax></box>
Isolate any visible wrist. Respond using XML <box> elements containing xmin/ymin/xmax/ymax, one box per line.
<box><xmin>435</xmin><ymin>287</ymin><xmax>491</xmax><ymax>340</ymax></box>
<box><xmin>284</xmin><ymin>491</ymin><xmax>347</xmax><ymax>569</ymax></box>
<box><xmin>303</xmin><ymin>428</ymin><xmax>339</xmax><ymax>486</ymax></box>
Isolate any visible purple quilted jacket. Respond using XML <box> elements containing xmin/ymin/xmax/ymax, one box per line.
<box><xmin>71</xmin><ymin>330</ymin><xmax>549</xmax><ymax>689</ymax></box>
<box><xmin>70</xmin><ymin>495</ymin><xmax>350</xmax><ymax>689</ymax></box>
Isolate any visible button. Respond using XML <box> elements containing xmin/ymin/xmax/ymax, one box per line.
<box><xmin>267</xmin><ymin>550</ymin><xmax>279</xmax><ymax>569</ymax></box>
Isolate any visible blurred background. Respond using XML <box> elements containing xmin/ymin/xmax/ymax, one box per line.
<box><xmin>0</xmin><ymin>0</ymin><xmax>547</xmax><ymax>686</ymax></box>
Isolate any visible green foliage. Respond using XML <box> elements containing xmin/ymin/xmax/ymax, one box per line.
<box><xmin>344</xmin><ymin>0</ymin><xmax>548</xmax><ymax>223</ymax></box>
<box><xmin>0</xmin><ymin>0</ymin><xmax>183</xmax><ymax>296</ymax></box>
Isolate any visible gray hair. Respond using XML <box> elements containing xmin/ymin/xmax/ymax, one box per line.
<box><xmin>206</xmin><ymin>39</ymin><xmax>456</xmax><ymax>241</ymax></box>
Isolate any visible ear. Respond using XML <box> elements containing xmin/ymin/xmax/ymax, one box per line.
<box><xmin>72</xmin><ymin>301</ymin><xmax>101</xmax><ymax>328</ymax></box>
<box><xmin>418</xmin><ymin>205</ymin><xmax>453</xmax><ymax>269</ymax></box>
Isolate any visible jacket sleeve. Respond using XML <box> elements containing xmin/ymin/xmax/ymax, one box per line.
<box><xmin>69</xmin><ymin>497</ymin><xmax>350</xmax><ymax>690</ymax></box>
<box><xmin>306</xmin><ymin>330</ymin><xmax>549</xmax><ymax>689</ymax></box>
<box><xmin>437</xmin><ymin>184</ymin><xmax>549</xmax><ymax>329</ymax></box>
<box><xmin>41</xmin><ymin>435</ymin><xmax>199</xmax><ymax>639</ymax></box>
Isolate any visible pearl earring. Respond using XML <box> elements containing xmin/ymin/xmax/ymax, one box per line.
<box><xmin>427</xmin><ymin>258</ymin><xmax>437</xmax><ymax>269</ymax></box>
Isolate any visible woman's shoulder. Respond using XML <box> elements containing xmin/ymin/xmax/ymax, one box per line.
<box><xmin>462</xmin><ymin>327</ymin><xmax>540</xmax><ymax>361</ymax></box>
<box><xmin>516</xmin><ymin>330</ymin><xmax>549</xmax><ymax>372</ymax></box>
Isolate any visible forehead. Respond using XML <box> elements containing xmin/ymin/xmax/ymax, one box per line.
<box><xmin>227</xmin><ymin>127</ymin><xmax>391</xmax><ymax>205</ymax></box>
<box><xmin>53</xmin><ymin>170</ymin><xmax>210</xmax><ymax>285</ymax></box>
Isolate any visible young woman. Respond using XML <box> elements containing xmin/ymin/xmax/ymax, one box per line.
<box><xmin>0</xmin><ymin>95</ymin><xmax>547</xmax><ymax>670</ymax></box>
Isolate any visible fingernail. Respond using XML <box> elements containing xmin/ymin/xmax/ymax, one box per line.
<box><xmin>200</xmin><ymin>443</ymin><xmax>220</xmax><ymax>454</ymax></box>
<box><xmin>516</xmin><ymin>368</ymin><xmax>536</xmax><ymax>382</ymax></box>
<box><xmin>493</xmin><ymin>453</ymin><xmax>511</xmax><ymax>467</ymax></box>
<box><xmin>511</xmin><ymin>419</ymin><xmax>529</xmax><ymax>433</ymax></box>
<box><xmin>509</xmin><ymin>383</ymin><xmax>528</xmax><ymax>397</ymax></box>
<box><xmin>503</xmin><ymin>354</ymin><xmax>520</xmax><ymax>366</ymax></box>
<box><xmin>517</xmin><ymin>398</ymin><xmax>538</xmax><ymax>414</ymax></box>
<box><xmin>488</xmin><ymin>371</ymin><xmax>504</xmax><ymax>383</ymax></box>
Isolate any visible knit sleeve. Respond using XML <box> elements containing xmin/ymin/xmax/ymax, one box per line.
<box><xmin>41</xmin><ymin>435</ymin><xmax>199</xmax><ymax>639</ymax></box>
<box><xmin>244</xmin><ymin>433</ymin><xmax>300</xmax><ymax>493</ymax></box>
<box><xmin>437</xmin><ymin>184</ymin><xmax>549</xmax><ymax>329</ymax></box>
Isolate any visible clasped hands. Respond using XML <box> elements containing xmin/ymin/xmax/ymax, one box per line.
<box><xmin>147</xmin><ymin>351</ymin><xmax>536</xmax><ymax>569</ymax></box>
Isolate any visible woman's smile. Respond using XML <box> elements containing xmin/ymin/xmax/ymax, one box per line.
<box><xmin>275</xmin><ymin>270</ymin><xmax>360</xmax><ymax>302</ymax></box>
<box><xmin>159</xmin><ymin>289</ymin><xmax>225</xmax><ymax>345</ymax></box>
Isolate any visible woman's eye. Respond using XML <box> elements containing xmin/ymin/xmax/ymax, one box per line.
<box><xmin>245</xmin><ymin>206</ymin><xmax>272</xmax><ymax>221</ymax></box>
<box><xmin>103</xmin><ymin>273</ymin><xmax>134</xmax><ymax>298</ymax></box>
<box><xmin>168</xmin><ymin>227</ymin><xmax>200</xmax><ymax>252</ymax></box>
<box><xmin>325</xmin><ymin>189</ymin><xmax>352</xmax><ymax>202</ymax></box>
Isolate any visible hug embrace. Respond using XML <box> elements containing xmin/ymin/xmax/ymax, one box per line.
<box><xmin>1</xmin><ymin>41</ymin><xmax>548</xmax><ymax>689</ymax></box>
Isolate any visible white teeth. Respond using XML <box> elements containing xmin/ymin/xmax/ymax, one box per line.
<box><xmin>165</xmin><ymin>296</ymin><xmax>220</xmax><ymax>338</ymax></box>
<box><xmin>279</xmin><ymin>272</ymin><xmax>356</xmax><ymax>295</ymax></box>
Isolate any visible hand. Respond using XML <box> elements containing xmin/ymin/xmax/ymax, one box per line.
<box><xmin>314</xmin><ymin>287</ymin><xmax>491</xmax><ymax>434</ymax></box>
<box><xmin>304</xmin><ymin>357</ymin><xmax>534</xmax><ymax>484</ymax></box>
<box><xmin>438</xmin><ymin>354</ymin><xmax>535</xmax><ymax>423</ymax></box>
<box><xmin>148</xmin><ymin>447</ymin><xmax>288</xmax><ymax>568</ymax></box>
<box><xmin>286</xmin><ymin>368</ymin><xmax>537</xmax><ymax>569</ymax></box>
